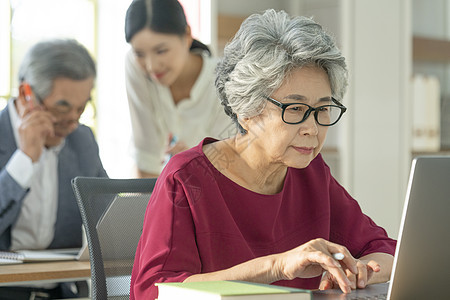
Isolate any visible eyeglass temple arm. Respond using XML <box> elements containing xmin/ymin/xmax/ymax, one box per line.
<box><xmin>332</xmin><ymin>97</ymin><xmax>347</xmax><ymax>110</ymax></box>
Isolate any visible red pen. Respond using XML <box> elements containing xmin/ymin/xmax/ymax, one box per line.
<box><xmin>23</xmin><ymin>83</ymin><xmax>34</xmax><ymax>109</ymax></box>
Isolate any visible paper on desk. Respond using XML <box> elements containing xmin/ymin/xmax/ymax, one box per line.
<box><xmin>0</xmin><ymin>257</ymin><xmax>23</xmax><ymax>264</ymax></box>
<box><xmin>18</xmin><ymin>249</ymin><xmax>79</xmax><ymax>261</ymax></box>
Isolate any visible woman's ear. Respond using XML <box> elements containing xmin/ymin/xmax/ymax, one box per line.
<box><xmin>237</xmin><ymin>115</ymin><xmax>251</xmax><ymax>133</ymax></box>
<box><xmin>184</xmin><ymin>25</ymin><xmax>193</xmax><ymax>46</ymax></box>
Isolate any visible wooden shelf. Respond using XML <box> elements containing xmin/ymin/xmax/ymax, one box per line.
<box><xmin>413</xmin><ymin>36</ymin><xmax>450</xmax><ymax>62</ymax></box>
<box><xmin>217</xmin><ymin>14</ymin><xmax>245</xmax><ymax>54</ymax></box>
<box><xmin>412</xmin><ymin>150</ymin><xmax>450</xmax><ymax>157</ymax></box>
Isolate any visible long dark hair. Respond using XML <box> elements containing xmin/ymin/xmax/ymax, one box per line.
<box><xmin>125</xmin><ymin>0</ymin><xmax>211</xmax><ymax>55</ymax></box>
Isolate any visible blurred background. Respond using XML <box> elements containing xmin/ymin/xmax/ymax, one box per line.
<box><xmin>1</xmin><ymin>0</ymin><xmax>449</xmax><ymax>238</ymax></box>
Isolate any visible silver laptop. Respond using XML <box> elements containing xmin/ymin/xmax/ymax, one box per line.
<box><xmin>314</xmin><ymin>155</ymin><xmax>450</xmax><ymax>299</ymax></box>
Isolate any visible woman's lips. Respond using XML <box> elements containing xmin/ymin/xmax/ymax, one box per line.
<box><xmin>154</xmin><ymin>72</ymin><xmax>165</xmax><ymax>80</ymax></box>
<box><xmin>293</xmin><ymin>146</ymin><xmax>314</xmax><ymax>154</ymax></box>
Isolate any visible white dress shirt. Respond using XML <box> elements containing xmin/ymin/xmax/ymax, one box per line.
<box><xmin>5</xmin><ymin>99</ymin><xmax>63</xmax><ymax>251</ymax></box>
<box><xmin>125</xmin><ymin>49</ymin><xmax>235</xmax><ymax>174</ymax></box>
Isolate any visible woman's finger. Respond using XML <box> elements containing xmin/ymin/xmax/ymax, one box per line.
<box><xmin>319</xmin><ymin>272</ymin><xmax>335</xmax><ymax>290</ymax></box>
<box><xmin>307</xmin><ymin>251</ymin><xmax>352</xmax><ymax>293</ymax></box>
<box><xmin>324</xmin><ymin>241</ymin><xmax>358</xmax><ymax>275</ymax></box>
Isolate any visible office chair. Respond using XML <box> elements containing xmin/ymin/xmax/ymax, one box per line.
<box><xmin>71</xmin><ymin>176</ymin><xmax>157</xmax><ymax>300</ymax></box>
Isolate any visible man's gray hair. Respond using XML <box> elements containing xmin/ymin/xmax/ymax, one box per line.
<box><xmin>18</xmin><ymin>39</ymin><xmax>96</xmax><ymax>102</ymax></box>
<box><xmin>216</xmin><ymin>9</ymin><xmax>348</xmax><ymax>134</ymax></box>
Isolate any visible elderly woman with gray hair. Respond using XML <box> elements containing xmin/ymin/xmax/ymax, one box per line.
<box><xmin>131</xmin><ymin>9</ymin><xmax>396</xmax><ymax>300</ymax></box>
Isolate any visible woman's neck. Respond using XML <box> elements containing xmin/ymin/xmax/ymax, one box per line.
<box><xmin>205</xmin><ymin>136</ymin><xmax>288</xmax><ymax>195</ymax></box>
<box><xmin>170</xmin><ymin>52</ymin><xmax>203</xmax><ymax>105</ymax></box>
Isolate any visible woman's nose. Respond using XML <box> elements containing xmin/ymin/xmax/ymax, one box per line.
<box><xmin>145</xmin><ymin>57</ymin><xmax>153</xmax><ymax>73</ymax></box>
<box><xmin>299</xmin><ymin>113</ymin><xmax>319</xmax><ymax>136</ymax></box>
<box><xmin>145</xmin><ymin>55</ymin><xmax>161</xmax><ymax>73</ymax></box>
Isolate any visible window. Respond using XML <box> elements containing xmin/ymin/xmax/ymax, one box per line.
<box><xmin>1</xmin><ymin>0</ymin><xmax>96</xmax><ymax>125</ymax></box>
<box><xmin>0</xmin><ymin>1</ymin><xmax>11</xmax><ymax>109</ymax></box>
<box><xmin>179</xmin><ymin>0</ymin><xmax>212</xmax><ymax>46</ymax></box>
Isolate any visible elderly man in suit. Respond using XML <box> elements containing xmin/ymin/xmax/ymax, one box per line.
<box><xmin>0</xmin><ymin>39</ymin><xmax>107</xmax><ymax>299</ymax></box>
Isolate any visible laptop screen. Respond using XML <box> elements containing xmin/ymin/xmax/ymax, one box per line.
<box><xmin>314</xmin><ymin>156</ymin><xmax>450</xmax><ymax>299</ymax></box>
<box><xmin>388</xmin><ymin>155</ymin><xmax>450</xmax><ymax>299</ymax></box>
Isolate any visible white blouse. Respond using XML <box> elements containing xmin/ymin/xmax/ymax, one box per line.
<box><xmin>125</xmin><ymin>49</ymin><xmax>235</xmax><ymax>174</ymax></box>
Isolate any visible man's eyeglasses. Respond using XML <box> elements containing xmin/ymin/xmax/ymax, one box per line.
<box><xmin>266</xmin><ymin>96</ymin><xmax>347</xmax><ymax>126</ymax></box>
<box><xmin>28</xmin><ymin>85</ymin><xmax>87</xmax><ymax>116</ymax></box>
<box><xmin>42</xmin><ymin>100</ymin><xmax>87</xmax><ymax>116</ymax></box>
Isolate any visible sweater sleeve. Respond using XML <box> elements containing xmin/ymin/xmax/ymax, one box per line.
<box><xmin>326</xmin><ymin>164</ymin><xmax>396</xmax><ymax>258</ymax></box>
<box><xmin>130</xmin><ymin>168</ymin><xmax>202</xmax><ymax>300</ymax></box>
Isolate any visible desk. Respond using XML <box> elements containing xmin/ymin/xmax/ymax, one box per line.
<box><xmin>0</xmin><ymin>261</ymin><xmax>90</xmax><ymax>286</ymax></box>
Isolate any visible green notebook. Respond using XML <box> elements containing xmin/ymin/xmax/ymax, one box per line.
<box><xmin>156</xmin><ymin>280</ymin><xmax>311</xmax><ymax>300</ymax></box>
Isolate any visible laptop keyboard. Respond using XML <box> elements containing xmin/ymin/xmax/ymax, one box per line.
<box><xmin>349</xmin><ymin>294</ymin><xmax>387</xmax><ymax>300</ymax></box>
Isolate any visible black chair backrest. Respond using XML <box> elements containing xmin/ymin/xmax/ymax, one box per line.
<box><xmin>72</xmin><ymin>176</ymin><xmax>156</xmax><ymax>300</ymax></box>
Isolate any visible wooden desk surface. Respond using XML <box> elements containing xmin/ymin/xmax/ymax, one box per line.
<box><xmin>0</xmin><ymin>260</ymin><xmax>91</xmax><ymax>284</ymax></box>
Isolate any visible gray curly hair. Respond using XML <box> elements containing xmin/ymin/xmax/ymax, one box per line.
<box><xmin>215</xmin><ymin>9</ymin><xmax>348</xmax><ymax>134</ymax></box>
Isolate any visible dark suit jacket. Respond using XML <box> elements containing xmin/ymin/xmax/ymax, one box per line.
<box><xmin>0</xmin><ymin>101</ymin><xmax>107</xmax><ymax>250</ymax></box>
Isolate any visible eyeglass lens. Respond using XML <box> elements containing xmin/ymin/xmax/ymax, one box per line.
<box><xmin>47</xmin><ymin>104</ymin><xmax>73</xmax><ymax>115</ymax></box>
<box><xmin>44</xmin><ymin>102</ymin><xmax>86</xmax><ymax>116</ymax></box>
<box><xmin>283</xmin><ymin>104</ymin><xmax>342</xmax><ymax>125</ymax></box>
<box><xmin>28</xmin><ymin>84</ymin><xmax>85</xmax><ymax>115</ymax></box>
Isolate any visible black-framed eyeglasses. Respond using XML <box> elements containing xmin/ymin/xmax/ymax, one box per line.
<box><xmin>28</xmin><ymin>84</ymin><xmax>87</xmax><ymax>116</ymax></box>
<box><xmin>266</xmin><ymin>96</ymin><xmax>347</xmax><ymax>126</ymax></box>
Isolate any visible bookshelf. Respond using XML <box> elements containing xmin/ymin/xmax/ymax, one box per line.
<box><xmin>412</xmin><ymin>35</ymin><xmax>450</xmax><ymax>152</ymax></box>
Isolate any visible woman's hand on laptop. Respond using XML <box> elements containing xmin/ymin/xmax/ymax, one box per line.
<box><xmin>319</xmin><ymin>252</ymin><xmax>393</xmax><ymax>291</ymax></box>
<box><xmin>320</xmin><ymin>259</ymin><xmax>380</xmax><ymax>290</ymax></box>
<box><xmin>274</xmin><ymin>239</ymin><xmax>358</xmax><ymax>294</ymax></box>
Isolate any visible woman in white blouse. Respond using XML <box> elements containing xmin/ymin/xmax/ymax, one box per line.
<box><xmin>125</xmin><ymin>0</ymin><xmax>234</xmax><ymax>177</ymax></box>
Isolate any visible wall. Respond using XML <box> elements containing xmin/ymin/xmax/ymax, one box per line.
<box><xmin>340</xmin><ymin>0</ymin><xmax>411</xmax><ymax>238</ymax></box>
<box><xmin>217</xmin><ymin>0</ymin><xmax>286</xmax><ymax>15</ymax></box>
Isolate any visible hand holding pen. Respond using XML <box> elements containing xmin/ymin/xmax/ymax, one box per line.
<box><xmin>165</xmin><ymin>134</ymin><xmax>188</xmax><ymax>157</ymax></box>
<box><xmin>161</xmin><ymin>134</ymin><xmax>189</xmax><ymax>168</ymax></box>
<box><xmin>23</xmin><ymin>83</ymin><xmax>34</xmax><ymax>109</ymax></box>
<box><xmin>17</xmin><ymin>83</ymin><xmax>56</xmax><ymax>162</ymax></box>
<box><xmin>319</xmin><ymin>252</ymin><xmax>381</xmax><ymax>291</ymax></box>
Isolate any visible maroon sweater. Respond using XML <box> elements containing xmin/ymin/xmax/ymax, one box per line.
<box><xmin>130</xmin><ymin>138</ymin><xmax>396</xmax><ymax>300</ymax></box>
